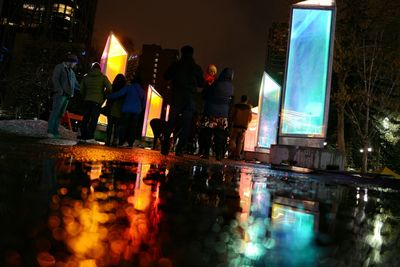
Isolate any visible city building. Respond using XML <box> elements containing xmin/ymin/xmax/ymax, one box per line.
<box><xmin>0</xmin><ymin>0</ymin><xmax>98</xmax><ymax>113</ymax></box>
<box><xmin>136</xmin><ymin>44</ymin><xmax>178</xmax><ymax>107</ymax></box>
<box><xmin>265</xmin><ymin>23</ymin><xmax>288</xmax><ymax>86</ymax></box>
<box><xmin>0</xmin><ymin>0</ymin><xmax>97</xmax><ymax>45</ymax></box>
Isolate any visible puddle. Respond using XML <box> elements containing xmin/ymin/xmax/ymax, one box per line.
<box><xmin>1</xmin><ymin>158</ymin><xmax>399</xmax><ymax>267</ymax></box>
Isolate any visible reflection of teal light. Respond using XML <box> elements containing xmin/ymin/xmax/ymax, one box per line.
<box><xmin>257</xmin><ymin>72</ymin><xmax>281</xmax><ymax>148</ymax></box>
<box><xmin>272</xmin><ymin>204</ymin><xmax>315</xmax><ymax>247</ymax></box>
<box><xmin>281</xmin><ymin>8</ymin><xmax>333</xmax><ymax>136</ymax></box>
<box><xmin>244</xmin><ymin>242</ymin><xmax>264</xmax><ymax>260</ymax></box>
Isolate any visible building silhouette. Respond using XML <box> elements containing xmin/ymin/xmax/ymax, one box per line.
<box><xmin>137</xmin><ymin>44</ymin><xmax>178</xmax><ymax>106</ymax></box>
<box><xmin>265</xmin><ymin>23</ymin><xmax>288</xmax><ymax>86</ymax></box>
<box><xmin>0</xmin><ymin>0</ymin><xmax>98</xmax><ymax>73</ymax></box>
<box><xmin>0</xmin><ymin>0</ymin><xmax>98</xmax><ymax>114</ymax></box>
<box><xmin>0</xmin><ymin>0</ymin><xmax>97</xmax><ymax>45</ymax></box>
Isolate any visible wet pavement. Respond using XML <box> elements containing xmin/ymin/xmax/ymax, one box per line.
<box><xmin>1</xmin><ymin>137</ymin><xmax>400</xmax><ymax>267</ymax></box>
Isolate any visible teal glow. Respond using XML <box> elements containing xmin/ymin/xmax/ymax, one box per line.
<box><xmin>281</xmin><ymin>8</ymin><xmax>333</xmax><ymax>136</ymax></box>
<box><xmin>257</xmin><ymin>72</ymin><xmax>281</xmax><ymax>149</ymax></box>
<box><xmin>272</xmin><ymin>204</ymin><xmax>315</xmax><ymax>247</ymax></box>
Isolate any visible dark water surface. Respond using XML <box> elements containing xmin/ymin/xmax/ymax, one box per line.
<box><xmin>1</xmin><ymin>145</ymin><xmax>400</xmax><ymax>267</ymax></box>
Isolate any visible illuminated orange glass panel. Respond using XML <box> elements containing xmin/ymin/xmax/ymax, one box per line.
<box><xmin>244</xmin><ymin>107</ymin><xmax>259</xmax><ymax>151</ymax></box>
<box><xmin>99</xmin><ymin>33</ymin><xmax>128</xmax><ymax>125</ymax></box>
<box><xmin>142</xmin><ymin>85</ymin><xmax>163</xmax><ymax>138</ymax></box>
<box><xmin>100</xmin><ymin>33</ymin><xmax>128</xmax><ymax>82</ymax></box>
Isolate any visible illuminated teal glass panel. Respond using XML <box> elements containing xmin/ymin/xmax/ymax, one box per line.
<box><xmin>281</xmin><ymin>8</ymin><xmax>333</xmax><ymax>136</ymax></box>
<box><xmin>257</xmin><ymin>72</ymin><xmax>281</xmax><ymax>149</ymax></box>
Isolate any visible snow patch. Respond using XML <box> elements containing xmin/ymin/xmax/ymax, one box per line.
<box><xmin>0</xmin><ymin>119</ymin><xmax>77</xmax><ymax>140</ymax></box>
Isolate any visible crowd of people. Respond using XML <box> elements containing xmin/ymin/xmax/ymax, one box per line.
<box><xmin>47</xmin><ymin>45</ymin><xmax>253</xmax><ymax>160</ymax></box>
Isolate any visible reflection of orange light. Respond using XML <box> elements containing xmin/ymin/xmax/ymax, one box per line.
<box><xmin>79</xmin><ymin>259</ymin><xmax>97</xmax><ymax>267</ymax></box>
<box><xmin>239</xmin><ymin>169</ymin><xmax>252</xmax><ymax>222</ymax></box>
<box><xmin>142</xmin><ymin>86</ymin><xmax>163</xmax><ymax>138</ymax></box>
<box><xmin>89</xmin><ymin>163</ymin><xmax>102</xmax><ymax>180</ymax></box>
<box><xmin>133</xmin><ymin>163</ymin><xmax>152</xmax><ymax>211</ymax></box>
<box><xmin>37</xmin><ymin>252</ymin><xmax>56</xmax><ymax>267</ymax></box>
<box><xmin>44</xmin><ymin>162</ymin><xmax>165</xmax><ymax>266</ymax></box>
<box><xmin>165</xmin><ymin>105</ymin><xmax>170</xmax><ymax>122</ymax></box>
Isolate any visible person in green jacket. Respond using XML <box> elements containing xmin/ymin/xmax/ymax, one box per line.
<box><xmin>79</xmin><ymin>62</ymin><xmax>112</xmax><ymax>143</ymax></box>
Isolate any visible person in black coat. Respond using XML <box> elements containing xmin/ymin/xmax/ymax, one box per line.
<box><xmin>199</xmin><ymin>68</ymin><xmax>234</xmax><ymax>160</ymax></box>
<box><xmin>161</xmin><ymin>45</ymin><xmax>204</xmax><ymax>156</ymax></box>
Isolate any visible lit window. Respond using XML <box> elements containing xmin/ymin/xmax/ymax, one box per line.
<box><xmin>153</xmin><ymin>74</ymin><xmax>157</xmax><ymax>78</ymax></box>
<box><xmin>154</xmin><ymin>63</ymin><xmax>158</xmax><ymax>67</ymax></box>
<box><xmin>64</xmin><ymin>16</ymin><xmax>71</xmax><ymax>21</ymax></box>
<box><xmin>153</xmin><ymin>68</ymin><xmax>157</xmax><ymax>73</ymax></box>
<box><xmin>152</xmin><ymin>79</ymin><xmax>156</xmax><ymax>84</ymax></box>
<box><xmin>154</xmin><ymin>58</ymin><xmax>158</xmax><ymax>62</ymax></box>
<box><xmin>23</xmin><ymin>4</ymin><xmax>35</xmax><ymax>10</ymax></box>
<box><xmin>53</xmin><ymin>3</ymin><xmax>66</xmax><ymax>13</ymax></box>
<box><xmin>65</xmin><ymin>6</ymin><xmax>73</xmax><ymax>15</ymax></box>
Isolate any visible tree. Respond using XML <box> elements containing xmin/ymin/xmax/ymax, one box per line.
<box><xmin>333</xmin><ymin>0</ymin><xmax>400</xmax><ymax>173</ymax></box>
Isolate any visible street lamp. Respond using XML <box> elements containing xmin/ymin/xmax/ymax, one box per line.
<box><xmin>360</xmin><ymin>147</ymin><xmax>372</xmax><ymax>153</ymax></box>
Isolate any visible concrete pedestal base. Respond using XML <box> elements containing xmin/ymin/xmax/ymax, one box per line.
<box><xmin>244</xmin><ymin>150</ymin><xmax>270</xmax><ymax>163</ymax></box>
<box><xmin>270</xmin><ymin>144</ymin><xmax>345</xmax><ymax>171</ymax></box>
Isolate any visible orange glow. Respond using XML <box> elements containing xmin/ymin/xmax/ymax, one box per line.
<box><xmin>79</xmin><ymin>259</ymin><xmax>97</xmax><ymax>267</ymax></box>
<box><xmin>42</xmin><ymin>162</ymin><xmax>165</xmax><ymax>266</ymax></box>
<box><xmin>165</xmin><ymin>105</ymin><xmax>170</xmax><ymax>122</ymax></box>
<box><xmin>244</xmin><ymin>107</ymin><xmax>259</xmax><ymax>151</ymax></box>
<box><xmin>238</xmin><ymin>169</ymin><xmax>252</xmax><ymax>223</ymax></box>
<box><xmin>37</xmin><ymin>252</ymin><xmax>56</xmax><ymax>267</ymax></box>
<box><xmin>100</xmin><ymin>33</ymin><xmax>128</xmax><ymax>83</ymax></box>
<box><xmin>142</xmin><ymin>86</ymin><xmax>163</xmax><ymax>138</ymax></box>
<box><xmin>99</xmin><ymin>33</ymin><xmax>128</xmax><ymax>126</ymax></box>
<box><xmin>132</xmin><ymin>164</ymin><xmax>152</xmax><ymax>211</ymax></box>
<box><xmin>88</xmin><ymin>163</ymin><xmax>102</xmax><ymax>180</ymax></box>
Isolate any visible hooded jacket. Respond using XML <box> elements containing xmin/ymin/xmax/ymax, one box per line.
<box><xmin>52</xmin><ymin>63</ymin><xmax>79</xmax><ymax>97</ymax></box>
<box><xmin>80</xmin><ymin>68</ymin><xmax>112</xmax><ymax>104</ymax></box>
<box><xmin>107</xmin><ymin>83</ymin><xmax>146</xmax><ymax>114</ymax></box>
<box><xmin>202</xmin><ymin>68</ymin><xmax>234</xmax><ymax>118</ymax></box>
<box><xmin>164</xmin><ymin>56</ymin><xmax>204</xmax><ymax>102</ymax></box>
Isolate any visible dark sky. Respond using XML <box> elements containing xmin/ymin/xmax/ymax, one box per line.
<box><xmin>93</xmin><ymin>0</ymin><xmax>295</xmax><ymax>105</ymax></box>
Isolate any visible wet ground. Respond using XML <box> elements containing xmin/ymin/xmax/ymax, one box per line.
<box><xmin>1</xmin><ymin>136</ymin><xmax>400</xmax><ymax>267</ymax></box>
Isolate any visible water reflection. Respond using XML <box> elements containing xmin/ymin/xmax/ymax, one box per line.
<box><xmin>1</xmin><ymin>158</ymin><xmax>400</xmax><ymax>267</ymax></box>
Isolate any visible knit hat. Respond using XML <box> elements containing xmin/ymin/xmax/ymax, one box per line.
<box><xmin>66</xmin><ymin>54</ymin><xmax>79</xmax><ymax>63</ymax></box>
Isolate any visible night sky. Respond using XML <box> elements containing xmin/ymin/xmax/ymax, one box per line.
<box><xmin>93</xmin><ymin>0</ymin><xmax>295</xmax><ymax>105</ymax></box>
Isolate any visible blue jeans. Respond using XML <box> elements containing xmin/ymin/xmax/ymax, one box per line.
<box><xmin>47</xmin><ymin>94</ymin><xmax>69</xmax><ymax>135</ymax></box>
<box><xmin>118</xmin><ymin>113</ymin><xmax>139</xmax><ymax>146</ymax></box>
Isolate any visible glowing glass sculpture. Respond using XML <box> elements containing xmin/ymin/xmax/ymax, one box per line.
<box><xmin>100</xmin><ymin>33</ymin><xmax>128</xmax><ymax>83</ymax></box>
<box><xmin>98</xmin><ymin>33</ymin><xmax>128</xmax><ymax>126</ymax></box>
<box><xmin>257</xmin><ymin>72</ymin><xmax>281</xmax><ymax>149</ymax></box>
<box><xmin>142</xmin><ymin>85</ymin><xmax>163</xmax><ymax>138</ymax></box>
<box><xmin>280</xmin><ymin>2</ymin><xmax>335</xmax><ymax>139</ymax></box>
<box><xmin>244</xmin><ymin>107</ymin><xmax>259</xmax><ymax>152</ymax></box>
